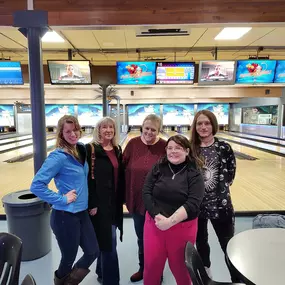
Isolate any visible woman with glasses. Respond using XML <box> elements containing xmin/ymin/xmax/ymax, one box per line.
<box><xmin>142</xmin><ymin>135</ymin><xmax>205</xmax><ymax>285</ymax></box>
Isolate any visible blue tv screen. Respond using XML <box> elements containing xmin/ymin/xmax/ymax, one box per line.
<box><xmin>128</xmin><ymin>104</ymin><xmax>160</xmax><ymax>125</ymax></box>
<box><xmin>274</xmin><ymin>60</ymin><xmax>285</xmax><ymax>83</ymax></box>
<box><xmin>0</xmin><ymin>62</ymin><xmax>23</xmax><ymax>85</ymax></box>
<box><xmin>156</xmin><ymin>62</ymin><xmax>195</xmax><ymax>84</ymax></box>
<box><xmin>117</xmin><ymin>62</ymin><xmax>156</xmax><ymax>85</ymax></box>
<box><xmin>236</xmin><ymin>60</ymin><xmax>277</xmax><ymax>84</ymax></box>
<box><xmin>163</xmin><ymin>104</ymin><xmax>195</xmax><ymax>125</ymax></box>
<box><xmin>197</xmin><ymin>103</ymin><xmax>229</xmax><ymax>125</ymax></box>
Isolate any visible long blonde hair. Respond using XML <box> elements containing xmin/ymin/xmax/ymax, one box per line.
<box><xmin>92</xmin><ymin>116</ymin><xmax>118</xmax><ymax>147</ymax></box>
<box><xmin>56</xmin><ymin>115</ymin><xmax>82</xmax><ymax>159</ymax></box>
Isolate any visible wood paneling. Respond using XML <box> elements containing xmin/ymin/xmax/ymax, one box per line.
<box><xmin>41</xmin><ymin>0</ymin><xmax>285</xmax><ymax>26</ymax></box>
<box><xmin>0</xmin><ymin>0</ymin><xmax>26</xmax><ymax>25</ymax></box>
<box><xmin>1</xmin><ymin>0</ymin><xmax>285</xmax><ymax>26</ymax></box>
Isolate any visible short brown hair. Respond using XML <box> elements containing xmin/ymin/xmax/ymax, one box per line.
<box><xmin>142</xmin><ymin>114</ymin><xmax>162</xmax><ymax>132</ymax></box>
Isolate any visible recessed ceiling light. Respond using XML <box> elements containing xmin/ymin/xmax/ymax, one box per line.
<box><xmin>42</xmin><ymin>31</ymin><xmax>65</xmax><ymax>43</ymax></box>
<box><xmin>215</xmin><ymin>27</ymin><xmax>252</xmax><ymax>40</ymax></box>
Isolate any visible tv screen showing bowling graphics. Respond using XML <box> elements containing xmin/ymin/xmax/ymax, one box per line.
<box><xmin>0</xmin><ymin>105</ymin><xmax>14</xmax><ymax>126</ymax></box>
<box><xmin>128</xmin><ymin>104</ymin><xmax>160</xmax><ymax>125</ymax></box>
<box><xmin>48</xmin><ymin>60</ymin><xmax>92</xmax><ymax>85</ymax></box>
<box><xmin>156</xmin><ymin>62</ymin><xmax>195</xmax><ymax>84</ymax></box>
<box><xmin>163</xmin><ymin>104</ymin><xmax>195</xmax><ymax>125</ymax></box>
<box><xmin>236</xmin><ymin>60</ymin><xmax>277</xmax><ymax>84</ymax></box>
<box><xmin>77</xmin><ymin>104</ymin><xmax>103</xmax><ymax>126</ymax></box>
<box><xmin>274</xmin><ymin>60</ymin><xmax>285</xmax><ymax>83</ymax></box>
<box><xmin>45</xmin><ymin>105</ymin><xmax>75</xmax><ymax>126</ymax></box>
<box><xmin>198</xmin><ymin>61</ymin><xmax>236</xmax><ymax>85</ymax></box>
<box><xmin>117</xmin><ymin>62</ymin><xmax>156</xmax><ymax>85</ymax></box>
<box><xmin>0</xmin><ymin>62</ymin><xmax>23</xmax><ymax>85</ymax></box>
<box><xmin>197</xmin><ymin>103</ymin><xmax>229</xmax><ymax>125</ymax></box>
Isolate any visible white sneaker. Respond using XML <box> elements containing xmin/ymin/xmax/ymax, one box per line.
<box><xmin>204</xmin><ymin>267</ymin><xmax>213</xmax><ymax>279</ymax></box>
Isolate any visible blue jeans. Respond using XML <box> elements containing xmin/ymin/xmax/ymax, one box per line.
<box><xmin>50</xmin><ymin>209</ymin><xmax>99</xmax><ymax>278</ymax></box>
<box><xmin>132</xmin><ymin>213</ymin><xmax>145</xmax><ymax>272</ymax></box>
<box><xmin>96</xmin><ymin>225</ymin><xmax>120</xmax><ymax>285</ymax></box>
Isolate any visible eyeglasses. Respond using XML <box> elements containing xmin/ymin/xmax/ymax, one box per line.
<box><xmin>166</xmin><ymin>146</ymin><xmax>185</xmax><ymax>152</ymax></box>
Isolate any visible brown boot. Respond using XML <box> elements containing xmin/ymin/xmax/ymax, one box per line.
<box><xmin>54</xmin><ymin>271</ymin><xmax>69</xmax><ymax>285</ymax></box>
<box><xmin>64</xmin><ymin>268</ymin><xmax>90</xmax><ymax>285</ymax></box>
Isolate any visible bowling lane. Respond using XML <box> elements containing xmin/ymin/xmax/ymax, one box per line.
<box><xmin>0</xmin><ymin>134</ymin><xmax>32</xmax><ymax>145</ymax></box>
<box><xmin>222</xmin><ymin>131</ymin><xmax>285</xmax><ymax>147</ymax></box>
<box><xmin>217</xmin><ymin>132</ymin><xmax>285</xmax><ymax>156</ymax></box>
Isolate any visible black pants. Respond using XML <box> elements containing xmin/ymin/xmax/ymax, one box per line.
<box><xmin>196</xmin><ymin>215</ymin><xmax>240</xmax><ymax>282</ymax></box>
<box><xmin>132</xmin><ymin>213</ymin><xmax>145</xmax><ymax>272</ymax></box>
<box><xmin>51</xmin><ymin>209</ymin><xmax>99</xmax><ymax>278</ymax></box>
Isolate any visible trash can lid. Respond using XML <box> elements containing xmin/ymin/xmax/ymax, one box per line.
<box><xmin>2</xmin><ymin>190</ymin><xmax>43</xmax><ymax>207</ymax></box>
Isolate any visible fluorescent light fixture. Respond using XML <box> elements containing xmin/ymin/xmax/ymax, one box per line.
<box><xmin>42</xmin><ymin>31</ymin><xmax>65</xmax><ymax>43</ymax></box>
<box><xmin>215</xmin><ymin>27</ymin><xmax>252</xmax><ymax>40</ymax></box>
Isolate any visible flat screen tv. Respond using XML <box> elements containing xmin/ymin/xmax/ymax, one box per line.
<box><xmin>274</xmin><ymin>60</ymin><xmax>285</xmax><ymax>83</ymax></box>
<box><xmin>156</xmin><ymin>62</ymin><xmax>195</xmax><ymax>84</ymax></box>
<box><xmin>117</xmin><ymin>62</ymin><xmax>156</xmax><ymax>85</ymax></box>
<box><xmin>163</xmin><ymin>104</ymin><xmax>195</xmax><ymax>125</ymax></box>
<box><xmin>0</xmin><ymin>105</ymin><xmax>14</xmax><ymax>126</ymax></box>
<box><xmin>198</xmin><ymin>61</ymin><xmax>236</xmax><ymax>85</ymax></box>
<box><xmin>0</xmin><ymin>61</ymin><xmax>23</xmax><ymax>85</ymax></box>
<box><xmin>47</xmin><ymin>60</ymin><xmax>92</xmax><ymax>85</ymax></box>
<box><xmin>236</xmin><ymin>60</ymin><xmax>277</xmax><ymax>84</ymax></box>
<box><xmin>77</xmin><ymin>104</ymin><xmax>103</xmax><ymax>126</ymax></box>
<box><xmin>197</xmin><ymin>103</ymin><xmax>229</xmax><ymax>125</ymax></box>
<box><xmin>128</xmin><ymin>104</ymin><xmax>160</xmax><ymax>125</ymax></box>
<box><xmin>45</xmin><ymin>104</ymin><xmax>75</xmax><ymax>126</ymax></box>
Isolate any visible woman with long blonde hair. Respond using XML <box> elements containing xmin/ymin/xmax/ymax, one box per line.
<box><xmin>86</xmin><ymin>117</ymin><xmax>125</xmax><ymax>285</ymax></box>
<box><xmin>31</xmin><ymin>115</ymin><xmax>99</xmax><ymax>285</ymax></box>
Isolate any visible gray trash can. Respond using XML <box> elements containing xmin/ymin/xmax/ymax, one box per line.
<box><xmin>2</xmin><ymin>189</ymin><xmax>51</xmax><ymax>261</ymax></box>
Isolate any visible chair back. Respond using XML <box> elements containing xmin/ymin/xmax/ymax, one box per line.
<box><xmin>185</xmin><ymin>241</ymin><xmax>211</xmax><ymax>285</ymax></box>
<box><xmin>21</xmin><ymin>274</ymin><xmax>36</xmax><ymax>285</ymax></box>
<box><xmin>0</xmin><ymin>232</ymin><xmax>22</xmax><ymax>285</ymax></box>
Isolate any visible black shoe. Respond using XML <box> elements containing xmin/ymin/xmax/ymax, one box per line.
<box><xmin>130</xmin><ymin>271</ymin><xmax>143</xmax><ymax>282</ymax></box>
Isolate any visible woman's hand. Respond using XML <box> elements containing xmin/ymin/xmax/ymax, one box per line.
<box><xmin>65</xmin><ymin>190</ymin><xmax>77</xmax><ymax>204</ymax></box>
<box><xmin>155</xmin><ymin>214</ymin><xmax>172</xmax><ymax>231</ymax></box>
<box><xmin>89</xmin><ymin>208</ymin><xmax>98</xmax><ymax>216</ymax></box>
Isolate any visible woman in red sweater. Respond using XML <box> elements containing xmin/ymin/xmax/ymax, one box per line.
<box><xmin>123</xmin><ymin>114</ymin><xmax>166</xmax><ymax>282</ymax></box>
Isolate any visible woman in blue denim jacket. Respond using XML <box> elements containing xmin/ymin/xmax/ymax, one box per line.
<box><xmin>30</xmin><ymin>115</ymin><xmax>99</xmax><ymax>285</ymax></box>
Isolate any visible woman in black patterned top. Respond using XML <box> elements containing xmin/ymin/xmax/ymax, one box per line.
<box><xmin>190</xmin><ymin>110</ymin><xmax>238</xmax><ymax>282</ymax></box>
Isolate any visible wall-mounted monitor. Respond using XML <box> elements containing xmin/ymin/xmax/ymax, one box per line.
<box><xmin>236</xmin><ymin>60</ymin><xmax>277</xmax><ymax>84</ymax></box>
<box><xmin>198</xmin><ymin>61</ymin><xmax>236</xmax><ymax>85</ymax></box>
<box><xmin>117</xmin><ymin>62</ymin><xmax>156</xmax><ymax>85</ymax></box>
<box><xmin>274</xmin><ymin>60</ymin><xmax>285</xmax><ymax>83</ymax></box>
<box><xmin>163</xmin><ymin>104</ymin><xmax>195</xmax><ymax>125</ymax></box>
<box><xmin>156</xmin><ymin>62</ymin><xmax>195</xmax><ymax>84</ymax></box>
<box><xmin>0</xmin><ymin>105</ymin><xmax>14</xmax><ymax>126</ymax></box>
<box><xmin>45</xmin><ymin>104</ymin><xmax>75</xmax><ymax>126</ymax></box>
<box><xmin>47</xmin><ymin>60</ymin><xmax>92</xmax><ymax>85</ymax></box>
<box><xmin>77</xmin><ymin>104</ymin><xmax>103</xmax><ymax>126</ymax></box>
<box><xmin>128</xmin><ymin>104</ymin><xmax>160</xmax><ymax>125</ymax></box>
<box><xmin>0</xmin><ymin>61</ymin><xmax>23</xmax><ymax>85</ymax></box>
<box><xmin>197</xmin><ymin>103</ymin><xmax>229</xmax><ymax>125</ymax></box>
<box><xmin>242</xmin><ymin>105</ymin><xmax>278</xmax><ymax>125</ymax></box>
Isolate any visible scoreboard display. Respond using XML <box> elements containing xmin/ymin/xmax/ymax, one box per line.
<box><xmin>156</xmin><ymin>62</ymin><xmax>195</xmax><ymax>84</ymax></box>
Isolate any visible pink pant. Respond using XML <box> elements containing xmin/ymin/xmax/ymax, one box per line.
<box><xmin>143</xmin><ymin>212</ymin><xmax>198</xmax><ymax>285</ymax></box>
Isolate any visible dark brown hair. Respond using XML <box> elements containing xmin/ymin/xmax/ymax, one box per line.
<box><xmin>162</xmin><ymin>134</ymin><xmax>202</xmax><ymax>168</ymax></box>
<box><xmin>189</xmin><ymin>110</ymin><xmax>218</xmax><ymax>167</ymax></box>
<box><xmin>56</xmin><ymin>115</ymin><xmax>82</xmax><ymax>159</ymax></box>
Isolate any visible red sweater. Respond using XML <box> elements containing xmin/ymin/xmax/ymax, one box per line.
<box><xmin>123</xmin><ymin>136</ymin><xmax>166</xmax><ymax>215</ymax></box>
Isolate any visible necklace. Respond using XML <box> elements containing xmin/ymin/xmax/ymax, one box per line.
<box><xmin>168</xmin><ymin>163</ymin><xmax>187</xmax><ymax>180</ymax></box>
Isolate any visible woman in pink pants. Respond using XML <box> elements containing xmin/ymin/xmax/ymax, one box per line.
<box><xmin>143</xmin><ymin>135</ymin><xmax>205</xmax><ymax>285</ymax></box>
